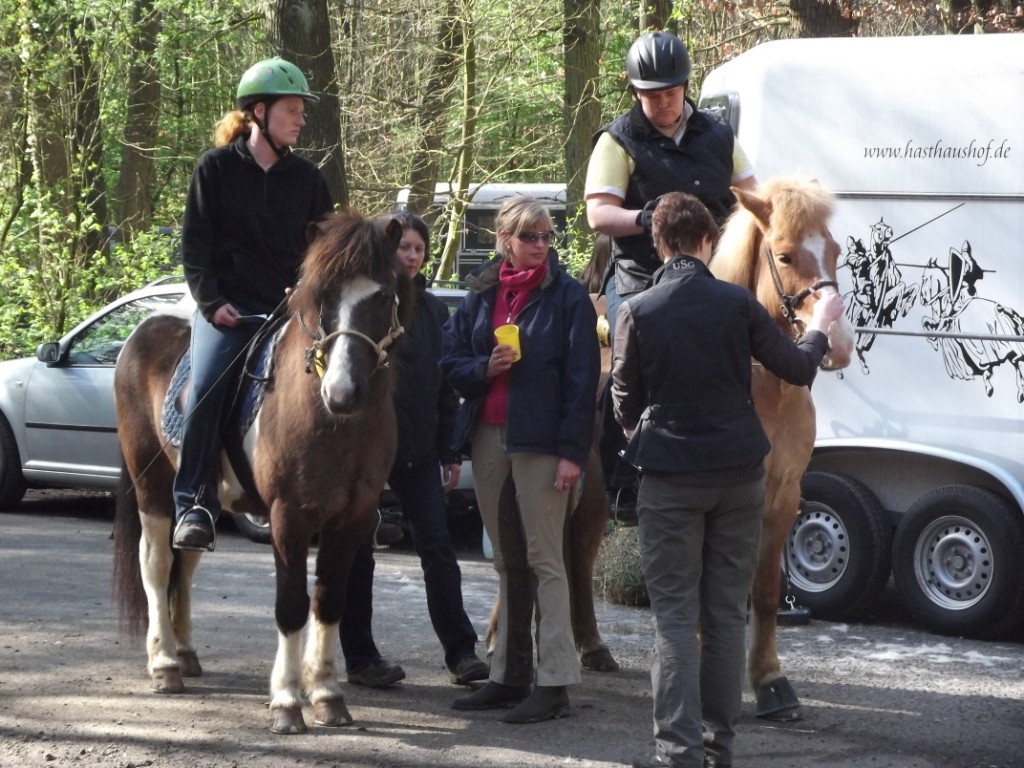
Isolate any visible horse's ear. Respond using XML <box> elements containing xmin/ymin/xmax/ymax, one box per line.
<box><xmin>383</xmin><ymin>217</ymin><xmax>403</xmax><ymax>252</ymax></box>
<box><xmin>306</xmin><ymin>217</ymin><xmax>329</xmax><ymax>245</ymax></box>
<box><xmin>732</xmin><ymin>186</ymin><xmax>772</xmax><ymax>229</ymax></box>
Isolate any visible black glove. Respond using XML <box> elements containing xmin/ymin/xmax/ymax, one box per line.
<box><xmin>634</xmin><ymin>197</ymin><xmax>660</xmax><ymax>235</ymax></box>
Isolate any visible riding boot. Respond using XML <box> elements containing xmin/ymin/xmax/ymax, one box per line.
<box><xmin>500</xmin><ymin>685</ymin><xmax>570</xmax><ymax>723</ymax></box>
<box><xmin>451</xmin><ymin>681</ymin><xmax>529</xmax><ymax>711</ymax></box>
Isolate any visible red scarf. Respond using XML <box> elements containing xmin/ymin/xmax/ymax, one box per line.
<box><xmin>480</xmin><ymin>259</ymin><xmax>548</xmax><ymax>425</ymax></box>
<box><xmin>494</xmin><ymin>259</ymin><xmax>548</xmax><ymax>325</ymax></box>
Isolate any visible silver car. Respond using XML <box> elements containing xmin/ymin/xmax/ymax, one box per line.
<box><xmin>0</xmin><ymin>280</ymin><xmax>191</xmax><ymax>509</ymax></box>
<box><xmin>0</xmin><ymin>280</ymin><xmax>476</xmax><ymax>543</ymax></box>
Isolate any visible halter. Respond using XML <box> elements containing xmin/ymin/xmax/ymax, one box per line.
<box><xmin>761</xmin><ymin>240</ymin><xmax>838</xmax><ymax>333</ymax></box>
<box><xmin>297</xmin><ymin>294</ymin><xmax>405</xmax><ymax>379</ymax></box>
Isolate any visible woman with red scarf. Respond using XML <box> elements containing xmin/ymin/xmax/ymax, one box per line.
<box><xmin>441</xmin><ymin>197</ymin><xmax>600</xmax><ymax>723</ymax></box>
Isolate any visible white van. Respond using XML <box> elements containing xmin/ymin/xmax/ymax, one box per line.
<box><xmin>699</xmin><ymin>34</ymin><xmax>1024</xmax><ymax>638</ymax></box>
<box><xmin>396</xmin><ymin>182</ymin><xmax>568</xmax><ymax>283</ymax></box>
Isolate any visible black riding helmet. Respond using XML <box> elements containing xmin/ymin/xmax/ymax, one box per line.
<box><xmin>626</xmin><ymin>31</ymin><xmax>692</xmax><ymax>91</ymax></box>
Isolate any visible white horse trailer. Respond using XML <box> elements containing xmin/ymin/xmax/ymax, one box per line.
<box><xmin>699</xmin><ymin>34</ymin><xmax>1024</xmax><ymax>638</ymax></box>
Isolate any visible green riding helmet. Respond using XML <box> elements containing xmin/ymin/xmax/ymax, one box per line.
<box><xmin>236</xmin><ymin>57</ymin><xmax>319</xmax><ymax>110</ymax></box>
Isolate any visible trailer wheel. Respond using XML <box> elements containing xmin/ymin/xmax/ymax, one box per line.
<box><xmin>785</xmin><ymin>472</ymin><xmax>892</xmax><ymax>620</ymax></box>
<box><xmin>892</xmin><ymin>485</ymin><xmax>1024</xmax><ymax>639</ymax></box>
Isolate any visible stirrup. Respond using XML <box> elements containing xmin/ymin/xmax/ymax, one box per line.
<box><xmin>172</xmin><ymin>505</ymin><xmax>217</xmax><ymax>552</ymax></box>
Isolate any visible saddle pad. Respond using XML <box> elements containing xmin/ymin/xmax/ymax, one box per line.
<box><xmin>160</xmin><ymin>328</ymin><xmax>281</xmax><ymax>449</ymax></box>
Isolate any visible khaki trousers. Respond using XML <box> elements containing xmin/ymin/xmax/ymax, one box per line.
<box><xmin>471</xmin><ymin>423</ymin><xmax>580</xmax><ymax>687</ymax></box>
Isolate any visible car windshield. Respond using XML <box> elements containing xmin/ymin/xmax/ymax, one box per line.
<box><xmin>68</xmin><ymin>293</ymin><xmax>184</xmax><ymax>365</ymax></box>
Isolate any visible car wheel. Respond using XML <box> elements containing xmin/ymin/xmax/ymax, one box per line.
<box><xmin>233</xmin><ymin>511</ymin><xmax>272</xmax><ymax>544</ymax></box>
<box><xmin>892</xmin><ymin>485</ymin><xmax>1024</xmax><ymax>639</ymax></box>
<box><xmin>0</xmin><ymin>414</ymin><xmax>27</xmax><ymax>510</ymax></box>
<box><xmin>785</xmin><ymin>471</ymin><xmax>892</xmax><ymax>620</ymax></box>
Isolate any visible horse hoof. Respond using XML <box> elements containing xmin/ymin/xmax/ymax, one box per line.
<box><xmin>313</xmin><ymin>699</ymin><xmax>354</xmax><ymax>727</ymax></box>
<box><xmin>755</xmin><ymin>676</ymin><xmax>802</xmax><ymax>721</ymax></box>
<box><xmin>177</xmin><ymin>650</ymin><xmax>202</xmax><ymax>677</ymax></box>
<box><xmin>581</xmin><ymin>647</ymin><xmax>620</xmax><ymax>672</ymax></box>
<box><xmin>271</xmin><ymin>706</ymin><xmax>307</xmax><ymax>734</ymax></box>
<box><xmin>151</xmin><ymin>667</ymin><xmax>185</xmax><ymax>694</ymax></box>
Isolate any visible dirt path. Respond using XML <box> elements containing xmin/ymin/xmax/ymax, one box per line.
<box><xmin>2</xmin><ymin>504</ymin><xmax>1023</xmax><ymax>768</ymax></box>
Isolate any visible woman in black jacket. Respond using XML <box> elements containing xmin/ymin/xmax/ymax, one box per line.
<box><xmin>441</xmin><ymin>197</ymin><xmax>600</xmax><ymax>724</ymax></box>
<box><xmin>339</xmin><ymin>212</ymin><xmax>489</xmax><ymax>689</ymax></box>
<box><xmin>612</xmin><ymin>192</ymin><xmax>843</xmax><ymax>768</ymax></box>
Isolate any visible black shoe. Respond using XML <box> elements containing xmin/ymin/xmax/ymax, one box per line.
<box><xmin>449</xmin><ymin>654</ymin><xmax>489</xmax><ymax>685</ymax></box>
<box><xmin>347</xmin><ymin>658</ymin><xmax>405</xmax><ymax>687</ymax></box>
<box><xmin>631</xmin><ymin>754</ymin><xmax>679</xmax><ymax>768</ymax></box>
<box><xmin>172</xmin><ymin>507</ymin><xmax>216</xmax><ymax>551</ymax></box>
<box><xmin>632</xmin><ymin>751</ymin><xmax>720</xmax><ymax>768</ymax></box>
<box><xmin>500</xmin><ymin>685</ymin><xmax>570</xmax><ymax>724</ymax></box>
<box><xmin>451</xmin><ymin>681</ymin><xmax>529</xmax><ymax>711</ymax></box>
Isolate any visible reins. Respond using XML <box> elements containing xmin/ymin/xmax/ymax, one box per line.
<box><xmin>296</xmin><ymin>294</ymin><xmax>405</xmax><ymax>378</ymax></box>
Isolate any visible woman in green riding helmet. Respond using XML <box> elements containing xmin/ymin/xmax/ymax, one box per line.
<box><xmin>172</xmin><ymin>57</ymin><xmax>333</xmax><ymax>551</ymax></box>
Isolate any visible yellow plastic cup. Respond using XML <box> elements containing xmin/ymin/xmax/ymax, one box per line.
<box><xmin>494</xmin><ymin>324</ymin><xmax>521</xmax><ymax>361</ymax></box>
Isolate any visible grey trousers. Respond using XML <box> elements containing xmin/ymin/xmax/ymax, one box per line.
<box><xmin>471</xmin><ymin>423</ymin><xmax>580</xmax><ymax>688</ymax></box>
<box><xmin>637</xmin><ymin>473</ymin><xmax>765</xmax><ymax>768</ymax></box>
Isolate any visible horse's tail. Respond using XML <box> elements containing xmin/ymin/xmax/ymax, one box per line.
<box><xmin>112</xmin><ymin>461</ymin><xmax>147</xmax><ymax>638</ymax></box>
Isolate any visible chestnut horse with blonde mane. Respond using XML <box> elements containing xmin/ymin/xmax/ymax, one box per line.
<box><xmin>113</xmin><ymin>211</ymin><xmax>415</xmax><ymax>734</ymax></box>
<box><xmin>530</xmin><ymin>178</ymin><xmax>853</xmax><ymax>719</ymax></box>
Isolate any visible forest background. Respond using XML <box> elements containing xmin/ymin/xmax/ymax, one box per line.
<box><xmin>1</xmin><ymin>0</ymin><xmax>1021</xmax><ymax>357</ymax></box>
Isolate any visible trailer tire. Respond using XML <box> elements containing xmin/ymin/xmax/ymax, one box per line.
<box><xmin>892</xmin><ymin>485</ymin><xmax>1024</xmax><ymax>639</ymax></box>
<box><xmin>786</xmin><ymin>472</ymin><xmax>892</xmax><ymax>620</ymax></box>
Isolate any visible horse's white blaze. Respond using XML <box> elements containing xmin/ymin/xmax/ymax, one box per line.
<box><xmin>270</xmin><ymin>629</ymin><xmax>304</xmax><ymax>709</ymax></box>
<box><xmin>304</xmin><ymin>619</ymin><xmax>342</xmax><ymax>703</ymax></box>
<box><xmin>138</xmin><ymin>513</ymin><xmax>178</xmax><ymax>673</ymax></box>
<box><xmin>320</xmin><ymin>275</ymin><xmax>382</xmax><ymax>407</ymax></box>
<box><xmin>802</xmin><ymin>231</ymin><xmax>855</xmax><ymax>366</ymax></box>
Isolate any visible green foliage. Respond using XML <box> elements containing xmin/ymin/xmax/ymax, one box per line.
<box><xmin>2</xmin><ymin>0</ymin><xmax>1017</xmax><ymax>362</ymax></box>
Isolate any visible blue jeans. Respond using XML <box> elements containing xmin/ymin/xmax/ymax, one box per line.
<box><xmin>172</xmin><ymin>309</ymin><xmax>258</xmax><ymax>520</ymax></box>
<box><xmin>340</xmin><ymin>460</ymin><xmax>478</xmax><ymax>671</ymax></box>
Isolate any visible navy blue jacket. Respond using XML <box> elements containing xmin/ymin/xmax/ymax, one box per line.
<box><xmin>441</xmin><ymin>253</ymin><xmax>600</xmax><ymax>467</ymax></box>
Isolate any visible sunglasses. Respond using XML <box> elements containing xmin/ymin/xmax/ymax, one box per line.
<box><xmin>516</xmin><ymin>230</ymin><xmax>556</xmax><ymax>244</ymax></box>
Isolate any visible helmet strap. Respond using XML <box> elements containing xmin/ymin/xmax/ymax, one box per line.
<box><xmin>250</xmin><ymin>99</ymin><xmax>289</xmax><ymax>158</ymax></box>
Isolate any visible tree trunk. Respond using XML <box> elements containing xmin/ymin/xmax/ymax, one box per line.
<box><xmin>788</xmin><ymin>0</ymin><xmax>860</xmax><ymax>37</ymax></box>
<box><xmin>563</xmin><ymin>0</ymin><xmax>602</xmax><ymax>224</ymax></box>
<box><xmin>271</xmin><ymin>0</ymin><xmax>348</xmax><ymax>207</ymax></box>
<box><xmin>434</xmin><ymin>1</ymin><xmax>476</xmax><ymax>283</ymax></box>
<box><xmin>406</xmin><ymin>0</ymin><xmax>463</xmax><ymax>225</ymax></box>
<box><xmin>71</xmin><ymin>20</ymin><xmax>107</xmax><ymax>262</ymax></box>
<box><xmin>116</xmin><ymin>0</ymin><xmax>162</xmax><ymax>239</ymax></box>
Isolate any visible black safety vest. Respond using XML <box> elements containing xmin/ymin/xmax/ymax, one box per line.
<box><xmin>597</xmin><ymin>100</ymin><xmax>736</xmax><ymax>295</ymax></box>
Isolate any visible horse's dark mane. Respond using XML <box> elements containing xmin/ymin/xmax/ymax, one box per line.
<box><xmin>292</xmin><ymin>210</ymin><xmax>401</xmax><ymax>317</ymax></box>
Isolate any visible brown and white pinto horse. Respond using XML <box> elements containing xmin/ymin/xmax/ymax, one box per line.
<box><xmin>539</xmin><ymin>178</ymin><xmax>853</xmax><ymax>717</ymax></box>
<box><xmin>113</xmin><ymin>211</ymin><xmax>414</xmax><ymax>734</ymax></box>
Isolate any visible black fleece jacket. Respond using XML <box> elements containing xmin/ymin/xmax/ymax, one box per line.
<box><xmin>392</xmin><ymin>274</ymin><xmax>461</xmax><ymax>469</ymax></box>
<box><xmin>181</xmin><ymin>136</ymin><xmax>333</xmax><ymax>320</ymax></box>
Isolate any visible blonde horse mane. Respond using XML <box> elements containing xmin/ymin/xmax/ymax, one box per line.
<box><xmin>712</xmin><ymin>177</ymin><xmax>835</xmax><ymax>291</ymax></box>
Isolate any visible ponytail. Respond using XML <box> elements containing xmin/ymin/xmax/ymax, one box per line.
<box><xmin>213</xmin><ymin>110</ymin><xmax>250</xmax><ymax>147</ymax></box>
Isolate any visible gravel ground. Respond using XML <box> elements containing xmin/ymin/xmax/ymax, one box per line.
<box><xmin>2</xmin><ymin>494</ymin><xmax>1023</xmax><ymax>768</ymax></box>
